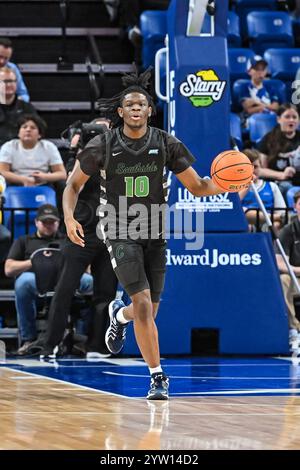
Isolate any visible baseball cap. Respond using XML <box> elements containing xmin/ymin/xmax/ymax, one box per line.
<box><xmin>36</xmin><ymin>204</ymin><xmax>60</xmax><ymax>222</ymax></box>
<box><xmin>247</xmin><ymin>55</ymin><xmax>268</xmax><ymax>71</ymax></box>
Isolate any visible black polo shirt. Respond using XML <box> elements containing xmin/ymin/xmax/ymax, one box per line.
<box><xmin>7</xmin><ymin>232</ymin><xmax>66</xmax><ymax>269</ymax></box>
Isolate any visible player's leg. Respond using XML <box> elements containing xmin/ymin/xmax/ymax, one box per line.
<box><xmin>143</xmin><ymin>239</ymin><xmax>169</xmax><ymax>399</ymax></box>
<box><xmin>111</xmin><ymin>297</ymin><xmax>158</xmax><ymax>321</ymax></box>
<box><xmin>131</xmin><ymin>288</ymin><xmax>160</xmax><ymax>368</ymax></box>
<box><xmin>105</xmin><ymin>238</ymin><xmax>161</xmax><ymax>350</ymax></box>
<box><xmin>104</xmin><ymin>238</ymin><xmax>169</xmax><ymax>399</ymax></box>
<box><xmin>105</xmin><ymin>238</ymin><xmax>147</xmax><ymax>354</ymax></box>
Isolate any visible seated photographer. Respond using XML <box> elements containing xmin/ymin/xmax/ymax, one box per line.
<box><xmin>4</xmin><ymin>204</ymin><xmax>93</xmax><ymax>356</ymax></box>
<box><xmin>68</xmin><ymin>117</ymin><xmax>111</xmax><ymax>155</ymax></box>
<box><xmin>0</xmin><ymin>114</ymin><xmax>67</xmax><ymax>210</ymax></box>
<box><xmin>36</xmin><ymin>117</ymin><xmax>119</xmax><ymax>359</ymax></box>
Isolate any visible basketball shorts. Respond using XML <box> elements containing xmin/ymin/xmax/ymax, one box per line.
<box><xmin>105</xmin><ymin>238</ymin><xmax>167</xmax><ymax>302</ymax></box>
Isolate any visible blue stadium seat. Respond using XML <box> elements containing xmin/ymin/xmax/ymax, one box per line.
<box><xmin>234</xmin><ymin>0</ymin><xmax>277</xmax><ymax>37</ymax></box>
<box><xmin>230</xmin><ymin>113</ymin><xmax>243</xmax><ymax>149</ymax></box>
<box><xmin>228</xmin><ymin>48</ymin><xmax>255</xmax><ymax>82</ymax></box>
<box><xmin>140</xmin><ymin>10</ymin><xmax>167</xmax><ymax>68</ymax></box>
<box><xmin>232</xmin><ymin>78</ymin><xmax>287</xmax><ymax>112</ymax></box>
<box><xmin>286</xmin><ymin>186</ymin><xmax>300</xmax><ymax>211</ymax></box>
<box><xmin>248</xmin><ymin>112</ymin><xmax>277</xmax><ymax>145</ymax></box>
<box><xmin>247</xmin><ymin>12</ymin><xmax>294</xmax><ymax>55</ymax></box>
<box><xmin>235</xmin><ymin>0</ymin><xmax>277</xmax><ymax>10</ymax></box>
<box><xmin>228</xmin><ymin>11</ymin><xmax>241</xmax><ymax>48</ymax></box>
<box><xmin>3</xmin><ymin>186</ymin><xmax>57</xmax><ymax>238</ymax></box>
<box><xmin>264</xmin><ymin>48</ymin><xmax>300</xmax><ymax>81</ymax></box>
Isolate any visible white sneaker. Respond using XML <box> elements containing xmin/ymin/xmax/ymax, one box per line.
<box><xmin>86</xmin><ymin>351</ymin><xmax>111</xmax><ymax>360</ymax></box>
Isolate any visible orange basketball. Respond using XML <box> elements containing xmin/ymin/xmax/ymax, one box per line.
<box><xmin>210</xmin><ymin>150</ymin><xmax>253</xmax><ymax>192</ymax></box>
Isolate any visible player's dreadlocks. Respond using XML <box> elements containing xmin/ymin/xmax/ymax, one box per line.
<box><xmin>97</xmin><ymin>67</ymin><xmax>156</xmax><ymax>128</ymax></box>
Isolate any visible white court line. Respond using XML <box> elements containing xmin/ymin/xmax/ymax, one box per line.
<box><xmin>30</xmin><ymin>357</ymin><xmax>147</xmax><ymax>366</ymax></box>
<box><xmin>2</xmin><ymin>359</ymin><xmax>292</xmax><ymax>368</ymax></box>
<box><xmin>171</xmin><ymin>388</ymin><xmax>300</xmax><ymax>396</ymax></box>
<box><xmin>103</xmin><ymin>371</ymin><xmax>294</xmax><ymax>380</ymax></box>
<box><xmin>1</xmin><ymin>367</ymin><xmax>141</xmax><ymax>400</ymax></box>
<box><xmin>9</xmin><ymin>376</ymin><xmax>47</xmax><ymax>380</ymax></box>
<box><xmin>54</xmin><ymin>363</ymin><xmax>295</xmax><ymax>368</ymax></box>
<box><xmin>50</xmin><ymin>388</ymin><xmax>92</xmax><ymax>391</ymax></box>
<box><xmin>3</xmin><ymin>359</ymin><xmax>57</xmax><ymax>367</ymax></box>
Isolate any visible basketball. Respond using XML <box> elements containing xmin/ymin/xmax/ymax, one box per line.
<box><xmin>210</xmin><ymin>150</ymin><xmax>253</xmax><ymax>192</ymax></box>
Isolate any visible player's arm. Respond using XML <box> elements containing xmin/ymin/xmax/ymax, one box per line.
<box><xmin>63</xmin><ymin>163</ymin><xmax>90</xmax><ymax>247</ymax></box>
<box><xmin>176</xmin><ymin>166</ymin><xmax>224</xmax><ymax>197</ymax></box>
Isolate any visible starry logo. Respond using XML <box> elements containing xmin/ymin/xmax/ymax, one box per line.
<box><xmin>179</xmin><ymin>69</ymin><xmax>226</xmax><ymax>107</ymax></box>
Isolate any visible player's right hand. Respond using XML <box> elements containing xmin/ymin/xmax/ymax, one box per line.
<box><xmin>65</xmin><ymin>217</ymin><xmax>85</xmax><ymax>247</ymax></box>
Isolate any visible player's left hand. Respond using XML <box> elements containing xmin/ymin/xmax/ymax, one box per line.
<box><xmin>65</xmin><ymin>217</ymin><xmax>85</xmax><ymax>247</ymax></box>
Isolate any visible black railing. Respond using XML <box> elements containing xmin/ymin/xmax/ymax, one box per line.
<box><xmin>85</xmin><ymin>56</ymin><xmax>100</xmax><ymax>116</ymax></box>
<box><xmin>2</xmin><ymin>207</ymin><xmax>40</xmax><ymax>242</ymax></box>
<box><xmin>244</xmin><ymin>207</ymin><xmax>292</xmax><ymax>232</ymax></box>
<box><xmin>57</xmin><ymin>0</ymin><xmax>73</xmax><ymax>70</ymax></box>
<box><xmin>87</xmin><ymin>34</ymin><xmax>105</xmax><ymax>98</ymax></box>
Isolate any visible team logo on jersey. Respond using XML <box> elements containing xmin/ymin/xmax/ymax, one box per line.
<box><xmin>115</xmin><ymin>244</ymin><xmax>125</xmax><ymax>260</ymax></box>
<box><xmin>179</xmin><ymin>69</ymin><xmax>226</xmax><ymax>107</ymax></box>
<box><xmin>148</xmin><ymin>149</ymin><xmax>159</xmax><ymax>155</ymax></box>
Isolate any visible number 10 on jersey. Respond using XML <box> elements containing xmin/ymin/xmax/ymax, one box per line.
<box><xmin>124</xmin><ymin>176</ymin><xmax>150</xmax><ymax>197</ymax></box>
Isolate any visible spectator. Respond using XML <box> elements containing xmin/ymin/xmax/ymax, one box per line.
<box><xmin>0</xmin><ymin>114</ymin><xmax>66</xmax><ymax>208</ymax></box>
<box><xmin>0</xmin><ymin>68</ymin><xmax>36</xmax><ymax>147</ymax></box>
<box><xmin>276</xmin><ymin>190</ymin><xmax>300</xmax><ymax>351</ymax></box>
<box><xmin>239</xmin><ymin>149</ymin><xmax>286</xmax><ymax>231</ymax></box>
<box><xmin>0</xmin><ymin>37</ymin><xmax>29</xmax><ymax>102</ymax></box>
<box><xmin>241</xmin><ymin>56</ymin><xmax>279</xmax><ymax>123</ymax></box>
<box><xmin>4</xmin><ymin>204</ymin><xmax>93</xmax><ymax>355</ymax></box>
<box><xmin>258</xmin><ymin>104</ymin><xmax>300</xmax><ymax>198</ymax></box>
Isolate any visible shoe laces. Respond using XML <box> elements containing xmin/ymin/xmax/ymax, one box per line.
<box><xmin>111</xmin><ymin>316</ymin><xmax>127</xmax><ymax>340</ymax></box>
<box><xmin>151</xmin><ymin>373</ymin><xmax>169</xmax><ymax>388</ymax></box>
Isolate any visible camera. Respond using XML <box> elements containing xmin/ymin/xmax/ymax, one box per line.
<box><xmin>80</xmin><ymin>123</ymin><xmax>108</xmax><ymax>146</ymax></box>
<box><xmin>63</xmin><ymin>120</ymin><xmax>108</xmax><ymax>149</ymax></box>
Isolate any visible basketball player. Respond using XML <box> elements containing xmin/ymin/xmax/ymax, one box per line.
<box><xmin>62</xmin><ymin>68</ymin><xmax>233</xmax><ymax>400</ymax></box>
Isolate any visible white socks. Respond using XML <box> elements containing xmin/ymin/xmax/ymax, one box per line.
<box><xmin>149</xmin><ymin>365</ymin><xmax>163</xmax><ymax>375</ymax></box>
<box><xmin>116</xmin><ymin>307</ymin><xmax>129</xmax><ymax>324</ymax></box>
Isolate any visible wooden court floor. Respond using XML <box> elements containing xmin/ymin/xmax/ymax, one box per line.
<box><xmin>1</xmin><ymin>357</ymin><xmax>300</xmax><ymax>450</ymax></box>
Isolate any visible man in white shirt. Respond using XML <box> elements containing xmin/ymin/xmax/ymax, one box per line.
<box><xmin>0</xmin><ymin>114</ymin><xmax>66</xmax><ymax>187</ymax></box>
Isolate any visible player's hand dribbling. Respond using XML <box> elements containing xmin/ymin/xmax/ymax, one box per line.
<box><xmin>65</xmin><ymin>217</ymin><xmax>85</xmax><ymax>247</ymax></box>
